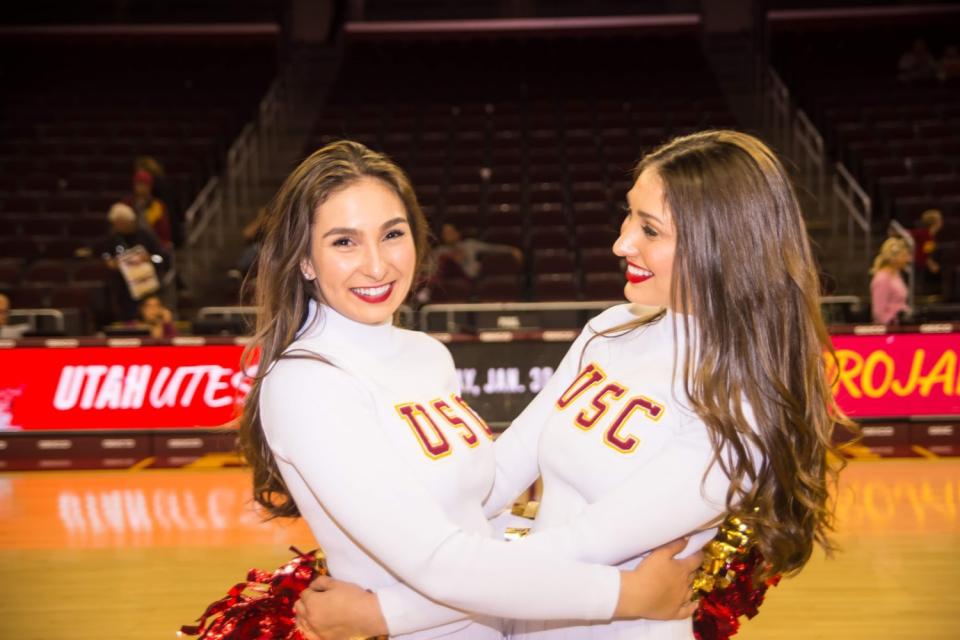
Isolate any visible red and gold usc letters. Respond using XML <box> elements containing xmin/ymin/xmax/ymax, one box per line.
<box><xmin>556</xmin><ymin>362</ymin><xmax>665</xmax><ymax>454</ymax></box>
<box><xmin>396</xmin><ymin>395</ymin><xmax>493</xmax><ymax>459</ymax></box>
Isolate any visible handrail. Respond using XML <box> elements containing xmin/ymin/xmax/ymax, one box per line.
<box><xmin>182</xmin><ymin>176</ymin><xmax>224</xmax><ymax>290</ymax></box>
<box><xmin>834</xmin><ymin>162</ymin><xmax>873</xmax><ymax>263</ymax></box>
<box><xmin>8</xmin><ymin>308</ymin><xmax>65</xmax><ymax>334</ymax></box>
<box><xmin>195</xmin><ymin>304</ymin><xmax>416</xmax><ymax>329</ymax></box>
<box><xmin>821</xmin><ymin>295</ymin><xmax>862</xmax><ymax>307</ymax></box>
<box><xmin>192</xmin><ymin>299</ymin><xmax>872</xmax><ymax>334</ymax></box>
<box><xmin>764</xmin><ymin>67</ymin><xmax>792</xmax><ymax>153</ymax></box>
<box><xmin>420</xmin><ymin>300</ymin><xmax>621</xmax><ymax>333</ymax></box>
<box><xmin>794</xmin><ymin>109</ymin><xmax>826</xmax><ymax>205</ymax></box>
<box><xmin>196</xmin><ymin>306</ymin><xmax>257</xmax><ymax>320</ymax></box>
<box><xmin>184</xmin><ymin>176</ymin><xmax>220</xmax><ymax>234</ymax></box>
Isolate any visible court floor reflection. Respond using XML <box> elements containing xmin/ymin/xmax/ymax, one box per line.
<box><xmin>0</xmin><ymin>460</ymin><xmax>958</xmax><ymax>639</ymax></box>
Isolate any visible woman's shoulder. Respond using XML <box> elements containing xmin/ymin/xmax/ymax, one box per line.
<box><xmin>395</xmin><ymin>327</ymin><xmax>456</xmax><ymax>362</ymax></box>
<box><xmin>584</xmin><ymin>303</ymin><xmax>663</xmax><ymax>335</ymax></box>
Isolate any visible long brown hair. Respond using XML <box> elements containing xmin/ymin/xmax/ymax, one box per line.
<box><xmin>238</xmin><ymin>140</ymin><xmax>431</xmax><ymax>518</ymax></box>
<box><xmin>603</xmin><ymin>130</ymin><xmax>851</xmax><ymax>578</ymax></box>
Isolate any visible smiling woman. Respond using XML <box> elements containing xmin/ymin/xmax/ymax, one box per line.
<box><xmin>616</xmin><ymin>169</ymin><xmax>676</xmax><ymax>308</ymax></box>
<box><xmin>301</xmin><ymin>176</ymin><xmax>417</xmax><ymax>325</ymax></box>
<box><xmin>214</xmin><ymin>140</ymin><xmax>702</xmax><ymax>640</ymax></box>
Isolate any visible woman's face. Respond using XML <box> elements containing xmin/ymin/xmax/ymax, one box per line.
<box><xmin>140</xmin><ymin>297</ymin><xmax>162</xmax><ymax>321</ymax></box>
<box><xmin>613</xmin><ymin>168</ymin><xmax>677</xmax><ymax>309</ymax></box>
<box><xmin>894</xmin><ymin>247</ymin><xmax>912</xmax><ymax>270</ymax></box>
<box><xmin>302</xmin><ymin>176</ymin><xmax>417</xmax><ymax>325</ymax></box>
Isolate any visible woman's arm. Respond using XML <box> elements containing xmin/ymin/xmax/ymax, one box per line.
<box><xmin>482</xmin><ymin>322</ymin><xmax>600</xmax><ymax>517</ymax></box>
<box><xmin>369</xmin><ymin>422</ymin><xmax>725</xmax><ymax>635</ymax></box>
<box><xmin>512</xmin><ymin>423</ymin><xmax>731</xmax><ymax>565</ymax></box>
<box><xmin>262</xmin><ymin>358</ymin><xmax>621</xmax><ymax>622</ymax></box>
<box><xmin>298</xmin><ymin>537</ymin><xmax>702</xmax><ymax>640</ymax></box>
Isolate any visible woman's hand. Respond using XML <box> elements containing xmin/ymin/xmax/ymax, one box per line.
<box><xmin>294</xmin><ymin>575</ymin><xmax>388</xmax><ymax>640</ymax></box>
<box><xmin>614</xmin><ymin>537</ymin><xmax>704</xmax><ymax>621</ymax></box>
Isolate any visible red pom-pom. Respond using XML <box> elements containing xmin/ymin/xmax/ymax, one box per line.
<box><xmin>693</xmin><ymin>548</ymin><xmax>779</xmax><ymax>640</ymax></box>
<box><xmin>179</xmin><ymin>547</ymin><xmax>326</xmax><ymax>640</ymax></box>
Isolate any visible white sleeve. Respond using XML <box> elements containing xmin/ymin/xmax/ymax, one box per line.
<box><xmin>513</xmin><ymin>420</ymin><xmax>730</xmax><ymax>565</ymax></box>
<box><xmin>375</xmin><ymin>425</ymin><xmax>728</xmax><ymax>634</ymax></box>
<box><xmin>261</xmin><ymin>358</ymin><xmax>620</xmax><ymax>626</ymax></box>
<box><xmin>374</xmin><ymin>325</ymin><xmax>607</xmax><ymax>636</ymax></box>
<box><xmin>482</xmin><ymin>325</ymin><xmax>597</xmax><ymax>517</ymax></box>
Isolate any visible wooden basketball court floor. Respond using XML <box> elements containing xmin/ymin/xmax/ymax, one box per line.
<box><xmin>1</xmin><ymin>458</ymin><xmax>958</xmax><ymax>639</ymax></box>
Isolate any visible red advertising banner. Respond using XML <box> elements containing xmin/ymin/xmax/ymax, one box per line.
<box><xmin>0</xmin><ymin>331</ymin><xmax>957</xmax><ymax>431</ymax></box>
<box><xmin>0</xmin><ymin>346</ymin><xmax>252</xmax><ymax>431</ymax></box>
<box><xmin>829</xmin><ymin>332</ymin><xmax>960</xmax><ymax>418</ymax></box>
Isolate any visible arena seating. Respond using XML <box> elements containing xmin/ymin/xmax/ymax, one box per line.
<box><xmin>307</xmin><ymin>35</ymin><xmax>737</xmax><ymax>303</ymax></box>
<box><xmin>771</xmin><ymin>25</ymin><xmax>960</xmax><ymax>242</ymax></box>
<box><xmin>0</xmin><ymin>41</ymin><xmax>276</xmax><ymax>333</ymax></box>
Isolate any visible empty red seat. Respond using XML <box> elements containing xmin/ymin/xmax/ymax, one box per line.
<box><xmin>532</xmin><ymin>250</ymin><xmax>576</xmax><ymax>274</ymax></box>
<box><xmin>22</xmin><ymin>260</ymin><xmax>69</xmax><ymax>284</ymax></box>
<box><xmin>429</xmin><ymin>277</ymin><xmax>473</xmax><ymax>303</ymax></box>
<box><xmin>576</xmin><ymin>224</ymin><xmax>618</xmax><ymax>249</ymax></box>
<box><xmin>527</xmin><ymin>226</ymin><xmax>569</xmax><ymax>251</ymax></box>
<box><xmin>72</xmin><ymin>259</ymin><xmax>112</xmax><ymax>283</ymax></box>
<box><xmin>4</xmin><ymin>285</ymin><xmax>50</xmax><ymax>309</ymax></box>
<box><xmin>1</xmin><ymin>195</ymin><xmax>41</xmax><ymax>214</ymax></box>
<box><xmin>528</xmin><ymin>203</ymin><xmax>566</xmax><ymax>227</ymax></box>
<box><xmin>532</xmin><ymin>273</ymin><xmax>579</xmax><ymax>301</ymax></box>
<box><xmin>580</xmin><ymin>248</ymin><xmax>622</xmax><ymax>274</ymax></box>
<box><xmin>528</xmin><ymin>183</ymin><xmax>563</xmax><ymax>206</ymax></box>
<box><xmin>50</xmin><ymin>284</ymin><xmax>102</xmax><ymax>309</ymax></box>
<box><xmin>581</xmin><ymin>273</ymin><xmax>625</xmax><ymax>301</ymax></box>
<box><xmin>483</xmin><ymin>225</ymin><xmax>524</xmax><ymax>247</ymax></box>
<box><xmin>0</xmin><ymin>238</ymin><xmax>42</xmax><ymax>260</ymax></box>
<box><xmin>487</xmin><ymin>184</ymin><xmax>522</xmax><ymax>206</ymax></box>
<box><xmin>571</xmin><ymin>181</ymin><xmax>608</xmax><ymax>206</ymax></box>
<box><xmin>479</xmin><ymin>253</ymin><xmax>522</xmax><ymax>278</ymax></box>
<box><xmin>43</xmin><ymin>238</ymin><xmax>84</xmax><ymax>259</ymax></box>
<box><xmin>475</xmin><ymin>276</ymin><xmax>524</xmax><ymax>302</ymax></box>
<box><xmin>0</xmin><ymin>263</ymin><xmax>21</xmax><ymax>286</ymax></box>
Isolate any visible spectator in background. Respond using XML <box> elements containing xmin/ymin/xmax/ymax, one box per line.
<box><xmin>939</xmin><ymin>44</ymin><xmax>960</xmax><ymax>83</ymax></box>
<box><xmin>137</xmin><ymin>294</ymin><xmax>176</xmax><ymax>338</ymax></box>
<box><xmin>98</xmin><ymin>203</ymin><xmax>169</xmax><ymax>323</ymax></box>
<box><xmin>0</xmin><ymin>293</ymin><xmax>30</xmax><ymax>339</ymax></box>
<box><xmin>870</xmin><ymin>237</ymin><xmax>912</xmax><ymax>325</ymax></box>
<box><xmin>127</xmin><ymin>168</ymin><xmax>173</xmax><ymax>248</ymax></box>
<box><xmin>911</xmin><ymin>208</ymin><xmax>944</xmax><ymax>297</ymax></box>
<box><xmin>898</xmin><ymin>38</ymin><xmax>939</xmax><ymax>83</ymax></box>
<box><xmin>434</xmin><ymin>222</ymin><xmax>522</xmax><ymax>279</ymax></box>
<box><xmin>135</xmin><ymin>155</ymin><xmax>183</xmax><ymax>247</ymax></box>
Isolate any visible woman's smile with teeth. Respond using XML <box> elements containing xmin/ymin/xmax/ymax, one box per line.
<box><xmin>351</xmin><ymin>283</ymin><xmax>393</xmax><ymax>302</ymax></box>
<box><xmin>626</xmin><ymin>263</ymin><xmax>654</xmax><ymax>283</ymax></box>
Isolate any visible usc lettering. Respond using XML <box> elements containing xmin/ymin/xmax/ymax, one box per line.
<box><xmin>432</xmin><ymin>398</ymin><xmax>479</xmax><ymax>448</ymax></box>
<box><xmin>395</xmin><ymin>403</ymin><xmax>452</xmax><ymax>460</ymax></box>
<box><xmin>575</xmin><ymin>382</ymin><xmax>626</xmax><ymax>430</ymax></box>
<box><xmin>558</xmin><ymin>362</ymin><xmax>665</xmax><ymax>454</ymax></box>
<box><xmin>453</xmin><ymin>394</ymin><xmax>495</xmax><ymax>439</ymax></box>
<box><xmin>557</xmin><ymin>363</ymin><xmax>606</xmax><ymax>409</ymax></box>
<box><xmin>396</xmin><ymin>395</ymin><xmax>493</xmax><ymax>459</ymax></box>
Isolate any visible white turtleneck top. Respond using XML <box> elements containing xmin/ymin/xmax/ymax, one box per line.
<box><xmin>374</xmin><ymin>304</ymin><xmax>745</xmax><ymax>639</ymax></box>
<box><xmin>259</xmin><ymin>302</ymin><xmax>621</xmax><ymax>639</ymax></box>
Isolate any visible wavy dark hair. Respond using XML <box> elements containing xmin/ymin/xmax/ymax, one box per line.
<box><xmin>238</xmin><ymin>140</ymin><xmax>431</xmax><ymax>518</ymax></box>
<box><xmin>599</xmin><ymin>130</ymin><xmax>852</xmax><ymax>579</ymax></box>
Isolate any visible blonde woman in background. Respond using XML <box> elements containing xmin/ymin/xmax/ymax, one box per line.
<box><xmin>870</xmin><ymin>237</ymin><xmax>912</xmax><ymax>325</ymax></box>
